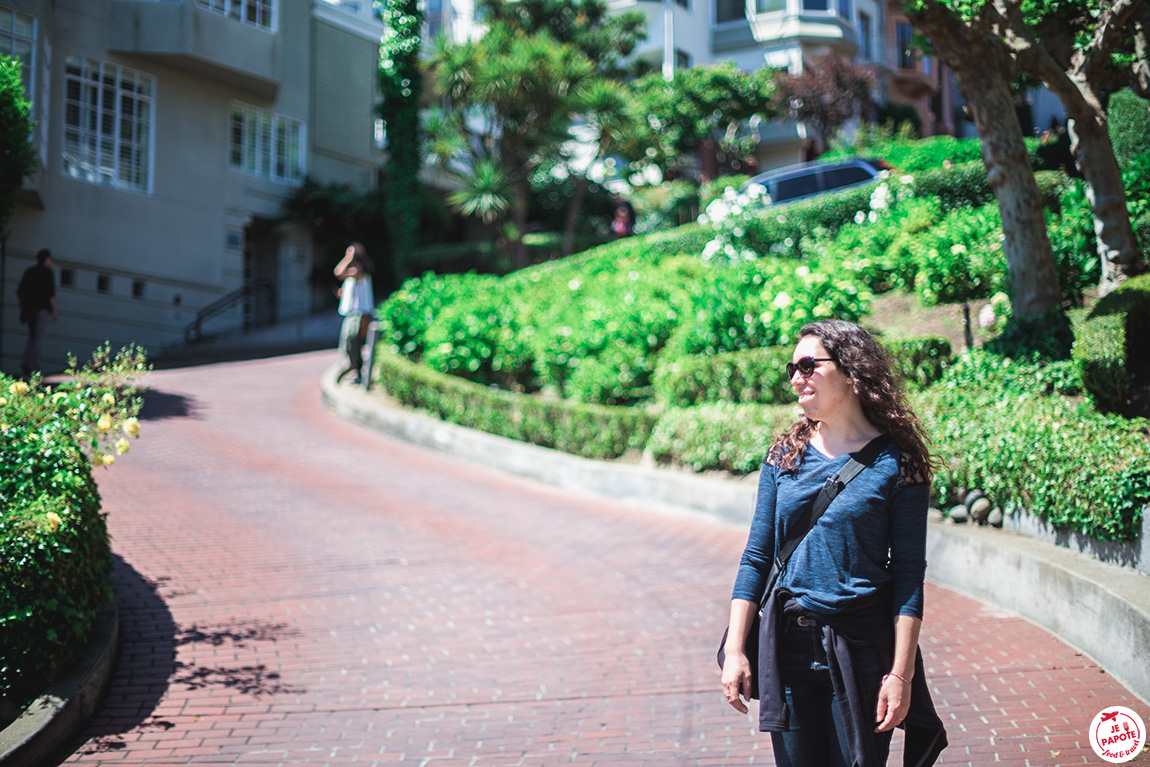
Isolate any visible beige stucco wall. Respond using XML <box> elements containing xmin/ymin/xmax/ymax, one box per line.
<box><xmin>311</xmin><ymin>17</ymin><xmax>381</xmax><ymax>191</ymax></box>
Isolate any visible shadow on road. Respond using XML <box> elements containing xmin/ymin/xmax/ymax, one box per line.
<box><xmin>137</xmin><ymin>389</ymin><xmax>200</xmax><ymax>421</ymax></box>
<box><xmin>47</xmin><ymin>555</ymin><xmax>178</xmax><ymax>762</ymax></box>
<box><xmin>46</xmin><ymin>557</ymin><xmax>303</xmax><ymax>763</ymax></box>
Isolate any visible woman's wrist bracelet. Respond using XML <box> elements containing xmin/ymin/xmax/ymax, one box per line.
<box><xmin>882</xmin><ymin>672</ymin><xmax>911</xmax><ymax>686</ymax></box>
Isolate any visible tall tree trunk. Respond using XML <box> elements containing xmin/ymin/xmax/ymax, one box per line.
<box><xmin>378</xmin><ymin>0</ymin><xmax>424</xmax><ymax>290</ymax></box>
<box><xmin>907</xmin><ymin>2</ymin><xmax>1062</xmax><ymax>319</ymax></box>
<box><xmin>1066</xmin><ymin>100</ymin><xmax>1144</xmax><ymax>293</ymax></box>
<box><xmin>1133</xmin><ymin>4</ymin><xmax>1150</xmax><ymax>99</ymax></box>
<box><xmin>561</xmin><ymin>174</ymin><xmax>591</xmax><ymax>257</ymax></box>
<box><xmin>562</xmin><ymin>136</ymin><xmax>610</xmax><ymax>256</ymax></box>
<box><xmin>512</xmin><ymin>172</ymin><xmax>532</xmax><ymax>269</ymax></box>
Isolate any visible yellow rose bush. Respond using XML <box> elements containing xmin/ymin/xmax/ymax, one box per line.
<box><xmin>0</xmin><ymin>344</ymin><xmax>148</xmax><ymax>719</ymax></box>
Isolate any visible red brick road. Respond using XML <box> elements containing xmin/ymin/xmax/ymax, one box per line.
<box><xmin>54</xmin><ymin>350</ymin><xmax>1145</xmax><ymax>766</ymax></box>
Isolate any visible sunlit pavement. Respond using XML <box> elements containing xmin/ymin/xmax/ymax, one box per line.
<box><xmin>55</xmin><ymin>349</ymin><xmax>1145</xmax><ymax>766</ymax></box>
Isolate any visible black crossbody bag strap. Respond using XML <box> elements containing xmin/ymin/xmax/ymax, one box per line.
<box><xmin>756</xmin><ymin>433</ymin><xmax>892</xmax><ymax>610</ymax></box>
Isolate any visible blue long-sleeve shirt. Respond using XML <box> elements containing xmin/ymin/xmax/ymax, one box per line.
<box><xmin>732</xmin><ymin>441</ymin><xmax>929</xmax><ymax>619</ymax></box>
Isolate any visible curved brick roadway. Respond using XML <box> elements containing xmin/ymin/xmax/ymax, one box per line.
<box><xmin>55</xmin><ymin>350</ymin><xmax>1144</xmax><ymax>766</ymax></box>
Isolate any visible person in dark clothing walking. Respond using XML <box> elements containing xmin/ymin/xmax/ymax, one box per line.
<box><xmin>720</xmin><ymin>320</ymin><xmax>947</xmax><ymax>767</ymax></box>
<box><xmin>17</xmin><ymin>248</ymin><xmax>57</xmax><ymax>378</ymax></box>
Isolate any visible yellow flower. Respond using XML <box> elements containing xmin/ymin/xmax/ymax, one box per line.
<box><xmin>52</xmin><ymin>392</ymin><xmax>67</xmax><ymax>403</ymax></box>
<box><xmin>114</xmin><ymin>438</ymin><xmax>131</xmax><ymax>455</ymax></box>
<box><xmin>102</xmin><ymin>392</ymin><xmax>116</xmax><ymax>406</ymax></box>
<box><xmin>97</xmin><ymin>414</ymin><xmax>113</xmax><ymax>432</ymax></box>
<box><xmin>0</xmin><ymin>397</ymin><xmax>6</xmax><ymax>406</ymax></box>
<box><xmin>45</xmin><ymin>512</ymin><xmax>62</xmax><ymax>533</ymax></box>
<box><xmin>8</xmin><ymin>381</ymin><xmax>28</xmax><ymax>395</ymax></box>
<box><xmin>99</xmin><ymin>453</ymin><xmax>115</xmax><ymax>466</ymax></box>
<box><xmin>122</xmin><ymin>417</ymin><xmax>140</xmax><ymax>437</ymax></box>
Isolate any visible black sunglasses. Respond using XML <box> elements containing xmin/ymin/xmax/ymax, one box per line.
<box><xmin>786</xmin><ymin>356</ymin><xmax>834</xmax><ymax>380</ymax></box>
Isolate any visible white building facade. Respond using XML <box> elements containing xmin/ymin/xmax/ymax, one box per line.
<box><xmin>608</xmin><ymin>0</ymin><xmax>957</xmax><ymax>169</ymax></box>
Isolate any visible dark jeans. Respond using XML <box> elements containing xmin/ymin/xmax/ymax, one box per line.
<box><xmin>22</xmin><ymin>308</ymin><xmax>51</xmax><ymax>376</ymax></box>
<box><xmin>770</xmin><ymin>623</ymin><xmax>893</xmax><ymax>767</ymax></box>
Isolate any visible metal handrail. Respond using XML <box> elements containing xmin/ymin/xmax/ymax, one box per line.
<box><xmin>184</xmin><ymin>280</ymin><xmax>276</xmax><ymax>344</ymax></box>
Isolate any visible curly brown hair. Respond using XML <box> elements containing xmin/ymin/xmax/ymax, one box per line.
<box><xmin>767</xmin><ymin>319</ymin><xmax>937</xmax><ymax>484</ymax></box>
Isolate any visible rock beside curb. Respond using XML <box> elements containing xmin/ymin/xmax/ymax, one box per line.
<box><xmin>0</xmin><ymin>603</ymin><xmax>119</xmax><ymax>767</ymax></box>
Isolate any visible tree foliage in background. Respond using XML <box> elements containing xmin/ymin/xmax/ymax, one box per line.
<box><xmin>0</xmin><ymin>54</ymin><xmax>37</xmax><ymax>236</ymax></box>
<box><xmin>426</xmin><ymin>29</ymin><xmax>592</xmax><ymax>268</ymax></box>
<box><xmin>989</xmin><ymin>0</ymin><xmax>1147</xmax><ymax>293</ymax></box>
<box><xmin>627</xmin><ymin>62</ymin><xmax>779</xmax><ymax>178</ymax></box>
<box><xmin>477</xmin><ymin>0</ymin><xmax>645</xmax><ymax>76</ymax></box>
<box><xmin>770</xmin><ymin>54</ymin><xmax>876</xmax><ymax>154</ymax></box>
<box><xmin>424</xmin><ymin>0</ymin><xmax>644</xmax><ymax>268</ymax></box>
<box><xmin>376</xmin><ymin>0</ymin><xmax>423</xmax><ymax>286</ymax></box>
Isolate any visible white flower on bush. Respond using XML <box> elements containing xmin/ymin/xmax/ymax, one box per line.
<box><xmin>864</xmin><ymin>173</ymin><xmax>916</xmax><ymax>223</ymax></box>
<box><xmin>870</xmin><ymin>183</ymin><xmax>894</xmax><ymax>212</ymax></box>
<box><xmin>698</xmin><ymin>184</ymin><xmax>770</xmax><ymax>266</ymax></box>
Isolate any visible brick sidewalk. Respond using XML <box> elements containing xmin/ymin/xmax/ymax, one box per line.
<box><xmin>53</xmin><ymin>350</ymin><xmax>1145</xmax><ymax>766</ymax></box>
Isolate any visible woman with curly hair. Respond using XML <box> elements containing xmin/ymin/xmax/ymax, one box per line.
<box><xmin>720</xmin><ymin>319</ymin><xmax>947</xmax><ymax>767</ymax></box>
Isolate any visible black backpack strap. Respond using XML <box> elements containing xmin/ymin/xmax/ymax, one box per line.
<box><xmin>758</xmin><ymin>433</ymin><xmax>892</xmax><ymax>608</ymax></box>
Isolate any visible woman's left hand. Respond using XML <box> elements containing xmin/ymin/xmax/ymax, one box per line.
<box><xmin>875</xmin><ymin>674</ymin><xmax>911</xmax><ymax>732</ymax></box>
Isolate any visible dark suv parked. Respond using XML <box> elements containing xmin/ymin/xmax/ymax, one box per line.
<box><xmin>743</xmin><ymin>157</ymin><xmax>890</xmax><ymax>205</ymax></box>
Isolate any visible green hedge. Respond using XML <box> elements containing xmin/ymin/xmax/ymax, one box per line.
<box><xmin>739</xmin><ymin>160</ymin><xmax>998</xmax><ymax>260</ymax></box>
<box><xmin>1108</xmin><ymin>90</ymin><xmax>1150</xmax><ymax>171</ymax></box>
<box><xmin>1</xmin><ymin>348</ymin><xmax>145</xmax><ymax>717</ymax></box>
<box><xmin>918</xmin><ymin>350</ymin><xmax>1149</xmax><ymax>542</ymax></box>
<box><xmin>653</xmin><ymin>336</ymin><xmax>952</xmax><ymax>407</ymax></box>
<box><xmin>646</xmin><ymin>401</ymin><xmax>798</xmax><ymax>474</ymax></box>
<box><xmin>374</xmin><ymin>346</ymin><xmax>657</xmax><ymax>460</ymax></box>
<box><xmin>0</xmin><ymin>464</ymin><xmax>110</xmax><ymax>711</ymax></box>
<box><xmin>1073</xmin><ymin>273</ymin><xmax>1150</xmax><ymax>412</ymax></box>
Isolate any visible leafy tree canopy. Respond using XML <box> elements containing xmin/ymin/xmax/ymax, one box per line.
<box><xmin>0</xmin><ymin>54</ymin><xmax>36</xmax><ymax>234</ymax></box>
<box><xmin>771</xmin><ymin>54</ymin><xmax>875</xmax><ymax>151</ymax></box>
<box><xmin>477</xmin><ymin>0</ymin><xmax>645</xmax><ymax>75</ymax></box>
<box><xmin>628</xmin><ymin>62</ymin><xmax>778</xmax><ymax>175</ymax></box>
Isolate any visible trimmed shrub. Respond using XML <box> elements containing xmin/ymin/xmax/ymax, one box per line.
<box><xmin>1</xmin><ymin>347</ymin><xmax>146</xmax><ymax>714</ymax></box>
<box><xmin>654</xmin><ymin>346</ymin><xmax>794</xmax><ymax>407</ymax></box>
<box><xmin>825</xmin><ymin>129</ymin><xmax>1046</xmax><ymax>175</ymax></box>
<box><xmin>1108</xmin><ymin>90</ymin><xmax>1150</xmax><ymax>171</ymax></box>
<box><xmin>733</xmin><ymin>161</ymin><xmax>994</xmax><ymax>261</ymax></box>
<box><xmin>903</xmin><ymin>203</ymin><xmax>1006</xmax><ymax>305</ymax></box>
<box><xmin>653</xmin><ymin>335</ymin><xmax>951</xmax><ymax>407</ymax></box>
<box><xmin>647</xmin><ymin>401</ymin><xmax>799</xmax><ymax>474</ymax></box>
<box><xmin>918</xmin><ymin>349</ymin><xmax>1149</xmax><ymax>542</ymax></box>
<box><xmin>886</xmin><ymin>336</ymin><xmax>954</xmax><ymax>389</ymax></box>
<box><xmin>373</xmin><ymin>346</ymin><xmax>657</xmax><ymax>459</ymax></box>
<box><xmin>1074</xmin><ymin>273</ymin><xmax>1150</xmax><ymax>413</ymax></box>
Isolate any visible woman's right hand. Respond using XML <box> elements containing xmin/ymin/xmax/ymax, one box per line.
<box><xmin>720</xmin><ymin>649</ymin><xmax>753</xmax><ymax>714</ymax></box>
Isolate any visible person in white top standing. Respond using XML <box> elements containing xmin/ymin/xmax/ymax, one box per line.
<box><xmin>334</xmin><ymin>242</ymin><xmax>375</xmax><ymax>384</ymax></box>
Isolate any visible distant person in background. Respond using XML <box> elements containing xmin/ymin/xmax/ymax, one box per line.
<box><xmin>17</xmin><ymin>248</ymin><xmax>57</xmax><ymax>379</ymax></box>
<box><xmin>611</xmin><ymin>200</ymin><xmax>636</xmax><ymax>239</ymax></box>
<box><xmin>334</xmin><ymin>243</ymin><xmax>375</xmax><ymax>385</ymax></box>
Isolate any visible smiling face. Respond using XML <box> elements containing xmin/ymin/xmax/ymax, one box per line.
<box><xmin>790</xmin><ymin>335</ymin><xmax>858</xmax><ymax>422</ymax></box>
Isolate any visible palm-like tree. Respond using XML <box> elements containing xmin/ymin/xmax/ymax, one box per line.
<box><xmin>426</xmin><ymin>26</ymin><xmax>595</xmax><ymax>267</ymax></box>
<box><xmin>561</xmin><ymin>79</ymin><xmax>637</xmax><ymax>255</ymax></box>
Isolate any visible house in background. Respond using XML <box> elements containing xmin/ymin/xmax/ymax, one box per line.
<box><xmin>1</xmin><ymin>0</ymin><xmax>385</xmax><ymax>375</ymax></box>
<box><xmin>609</xmin><ymin>0</ymin><xmax>959</xmax><ymax>170</ymax></box>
